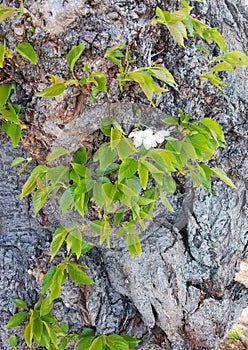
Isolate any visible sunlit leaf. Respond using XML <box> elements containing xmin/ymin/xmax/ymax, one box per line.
<box><xmin>15</xmin><ymin>42</ymin><xmax>37</xmax><ymax>64</ymax></box>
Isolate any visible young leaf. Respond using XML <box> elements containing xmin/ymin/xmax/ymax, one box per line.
<box><xmin>89</xmin><ymin>335</ymin><xmax>105</xmax><ymax>350</ymax></box>
<box><xmin>75</xmin><ymin>335</ymin><xmax>94</xmax><ymax>350</ymax></box>
<box><xmin>66</xmin><ymin>229</ymin><xmax>82</xmax><ymax>259</ymax></box>
<box><xmin>40</xmin><ymin>297</ymin><xmax>53</xmax><ymax>317</ymax></box>
<box><xmin>23</xmin><ymin>321</ymin><xmax>33</xmax><ymax>348</ymax></box>
<box><xmin>11</xmin><ymin>157</ymin><xmax>27</xmax><ymax>168</ymax></box>
<box><xmin>20</xmin><ymin>175</ymin><xmax>37</xmax><ymax>199</ymax></box>
<box><xmin>120</xmin><ymin>334</ymin><xmax>140</xmax><ymax>350</ymax></box>
<box><xmin>50</xmin><ymin>227</ymin><xmax>70</xmax><ymax>260</ymax></box>
<box><xmin>74</xmin><ymin>146</ymin><xmax>87</xmax><ymax>165</ymax></box>
<box><xmin>49</xmin><ymin>265</ymin><xmax>66</xmax><ymax>301</ymax></box>
<box><xmin>211</xmin><ymin>168</ymin><xmax>236</xmax><ymax>188</ymax></box>
<box><xmin>118</xmin><ymin>158</ymin><xmax>138</xmax><ymax>183</ymax></box>
<box><xmin>66</xmin><ymin>42</ymin><xmax>86</xmax><ymax>73</ymax></box>
<box><xmin>126</xmin><ymin>233</ymin><xmax>141</xmax><ymax>258</ymax></box>
<box><xmin>41</xmin><ymin>266</ymin><xmax>57</xmax><ymax>295</ymax></box>
<box><xmin>81</xmin><ymin>241</ymin><xmax>95</xmax><ymax>254</ymax></box>
<box><xmin>6</xmin><ymin>312</ymin><xmax>27</xmax><ymax>328</ymax></box>
<box><xmin>33</xmin><ymin>188</ymin><xmax>49</xmax><ymax>215</ymax></box>
<box><xmin>68</xmin><ymin>263</ymin><xmax>94</xmax><ymax>285</ymax></box>
<box><xmin>0</xmin><ymin>83</ymin><xmax>15</xmax><ymax>108</ymax></box>
<box><xmin>36</xmin><ymin>83</ymin><xmax>66</xmax><ymax>98</ymax></box>
<box><xmin>8</xmin><ymin>334</ymin><xmax>18</xmax><ymax>347</ymax></box>
<box><xmin>32</xmin><ymin>318</ymin><xmax>43</xmax><ymax>343</ymax></box>
<box><xmin>138</xmin><ymin>162</ymin><xmax>149</xmax><ymax>190</ymax></box>
<box><xmin>0</xmin><ymin>6</ymin><xmax>16</xmax><ymax>23</ymax></box>
<box><xmin>1</xmin><ymin>122</ymin><xmax>21</xmax><ymax>148</ymax></box>
<box><xmin>46</xmin><ymin>146</ymin><xmax>69</xmax><ymax>161</ymax></box>
<box><xmin>160</xmin><ymin>189</ymin><xmax>174</xmax><ymax>212</ymax></box>
<box><xmin>105</xmin><ymin>42</ymin><xmax>126</xmax><ymax>68</ymax></box>
<box><xmin>12</xmin><ymin>299</ymin><xmax>28</xmax><ymax>309</ymax></box>
<box><xmin>15</xmin><ymin>42</ymin><xmax>37</xmax><ymax>64</ymax></box>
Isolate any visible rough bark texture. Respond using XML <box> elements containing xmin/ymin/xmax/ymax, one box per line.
<box><xmin>0</xmin><ymin>0</ymin><xmax>248</xmax><ymax>349</ymax></box>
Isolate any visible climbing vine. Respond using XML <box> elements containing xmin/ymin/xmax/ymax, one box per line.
<box><xmin>1</xmin><ymin>0</ymin><xmax>247</xmax><ymax>349</ymax></box>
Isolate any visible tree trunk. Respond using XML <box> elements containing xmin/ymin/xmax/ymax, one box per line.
<box><xmin>0</xmin><ymin>0</ymin><xmax>248</xmax><ymax>349</ymax></box>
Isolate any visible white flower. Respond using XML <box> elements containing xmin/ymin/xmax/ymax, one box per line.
<box><xmin>129</xmin><ymin>128</ymin><xmax>170</xmax><ymax>150</ymax></box>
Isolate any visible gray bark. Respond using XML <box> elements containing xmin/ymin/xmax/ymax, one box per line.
<box><xmin>0</xmin><ymin>0</ymin><xmax>248</xmax><ymax>349</ymax></box>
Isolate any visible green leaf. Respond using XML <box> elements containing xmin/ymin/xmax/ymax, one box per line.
<box><xmin>68</xmin><ymin>264</ymin><xmax>94</xmax><ymax>285</ymax></box>
<box><xmin>12</xmin><ymin>299</ymin><xmax>28</xmax><ymax>309</ymax></box>
<box><xmin>118</xmin><ymin>158</ymin><xmax>138</xmax><ymax>183</ymax></box>
<box><xmin>0</xmin><ymin>83</ymin><xmax>15</xmax><ymax>107</ymax></box>
<box><xmin>94</xmin><ymin>143</ymin><xmax>116</xmax><ymax>168</ymax></box>
<box><xmin>89</xmin><ymin>71</ymin><xmax>107</xmax><ymax>100</ymax></box>
<box><xmin>36</xmin><ymin>83</ymin><xmax>66</xmax><ymax>98</ymax></box>
<box><xmin>160</xmin><ymin>189</ymin><xmax>174</xmax><ymax>212</ymax></box>
<box><xmin>138</xmin><ymin>162</ymin><xmax>149</xmax><ymax>190</ymax></box>
<box><xmin>74</xmin><ymin>146</ymin><xmax>87</xmax><ymax>165</ymax></box>
<box><xmin>89</xmin><ymin>335</ymin><xmax>105</xmax><ymax>350</ymax></box>
<box><xmin>126</xmin><ymin>233</ymin><xmax>141</xmax><ymax>258</ymax></box>
<box><xmin>40</xmin><ymin>297</ymin><xmax>53</xmax><ymax>317</ymax></box>
<box><xmin>0</xmin><ymin>6</ymin><xmax>16</xmax><ymax>23</ymax></box>
<box><xmin>162</xmin><ymin>116</ymin><xmax>179</xmax><ymax>125</ymax></box>
<box><xmin>20</xmin><ymin>175</ymin><xmax>37</xmax><ymax>199</ymax></box>
<box><xmin>32</xmin><ymin>318</ymin><xmax>43</xmax><ymax>343</ymax></box>
<box><xmin>6</xmin><ymin>312</ymin><xmax>27</xmax><ymax>328</ymax></box>
<box><xmin>149</xmin><ymin>67</ymin><xmax>177</xmax><ymax>88</ymax></box>
<box><xmin>211</xmin><ymin>167</ymin><xmax>236</xmax><ymax>188</ymax></box>
<box><xmin>49</xmin><ymin>265</ymin><xmax>66</xmax><ymax>301</ymax></box>
<box><xmin>33</xmin><ymin>188</ymin><xmax>49</xmax><ymax>215</ymax></box>
<box><xmin>46</xmin><ymin>147</ymin><xmax>69</xmax><ymax>161</ymax></box>
<box><xmin>117</xmin><ymin>137</ymin><xmax>137</xmax><ymax>160</ymax></box>
<box><xmin>23</xmin><ymin>321</ymin><xmax>33</xmax><ymax>348</ymax></box>
<box><xmin>11</xmin><ymin>157</ymin><xmax>27</xmax><ymax>167</ymax></box>
<box><xmin>1</xmin><ymin>122</ymin><xmax>21</xmax><ymax>148</ymax></box>
<box><xmin>114</xmin><ymin>209</ymin><xmax>125</xmax><ymax>226</ymax></box>
<box><xmin>59</xmin><ymin>338</ymin><xmax>68</xmax><ymax>350</ymax></box>
<box><xmin>210</xmin><ymin>61</ymin><xmax>233</xmax><ymax>73</ymax></box>
<box><xmin>60</xmin><ymin>187</ymin><xmax>74</xmax><ymax>215</ymax></box>
<box><xmin>15</xmin><ymin>42</ymin><xmax>37</xmax><ymax>64</ymax></box>
<box><xmin>0</xmin><ymin>43</ymin><xmax>5</xmax><ymax>68</ymax></box>
<box><xmin>75</xmin><ymin>335</ymin><xmax>94</xmax><ymax>350</ymax></box>
<box><xmin>50</xmin><ymin>227</ymin><xmax>70</xmax><ymax>260</ymax></box>
<box><xmin>66</xmin><ymin>229</ymin><xmax>82</xmax><ymax>259</ymax></box>
<box><xmin>41</xmin><ymin>266</ymin><xmax>57</xmax><ymax>295</ymax></box>
<box><xmin>163</xmin><ymin>175</ymin><xmax>176</xmax><ymax>193</ymax></box>
<box><xmin>120</xmin><ymin>335</ymin><xmax>140</xmax><ymax>349</ymax></box>
<box><xmin>0</xmin><ymin>105</ymin><xmax>21</xmax><ymax>124</ymax></box>
<box><xmin>81</xmin><ymin>241</ymin><xmax>95</xmax><ymax>254</ymax></box>
<box><xmin>105</xmin><ymin>42</ymin><xmax>126</xmax><ymax>68</ymax></box>
<box><xmin>8</xmin><ymin>334</ymin><xmax>18</xmax><ymax>347</ymax></box>
<box><xmin>66</xmin><ymin>42</ymin><xmax>86</xmax><ymax>73</ymax></box>
<box><xmin>200</xmin><ymin>72</ymin><xmax>226</xmax><ymax>91</ymax></box>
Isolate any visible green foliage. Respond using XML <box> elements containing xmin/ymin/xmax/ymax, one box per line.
<box><xmin>4</xmin><ymin>2</ymin><xmax>245</xmax><ymax>349</ymax></box>
<box><xmin>37</xmin><ymin>42</ymin><xmax>107</xmax><ymax>102</ymax></box>
<box><xmin>0</xmin><ymin>84</ymin><xmax>23</xmax><ymax>147</ymax></box>
<box><xmin>151</xmin><ymin>1</ymin><xmax>248</xmax><ymax>90</ymax></box>
<box><xmin>151</xmin><ymin>1</ymin><xmax>226</xmax><ymax>51</ymax></box>
<box><xmin>75</xmin><ymin>331</ymin><xmax>140</xmax><ymax>350</ymax></box>
<box><xmin>105</xmin><ymin>42</ymin><xmax>177</xmax><ymax>106</ymax></box>
<box><xmin>18</xmin><ymin>113</ymin><xmax>234</xmax><ymax>261</ymax></box>
<box><xmin>15</xmin><ymin>42</ymin><xmax>37</xmax><ymax>65</ymax></box>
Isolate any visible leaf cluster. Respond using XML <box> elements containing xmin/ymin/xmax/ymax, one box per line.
<box><xmin>37</xmin><ymin>42</ymin><xmax>107</xmax><ymax>101</ymax></box>
<box><xmin>75</xmin><ymin>329</ymin><xmax>139</xmax><ymax>350</ymax></box>
<box><xmin>0</xmin><ymin>83</ymin><xmax>23</xmax><ymax>147</ymax></box>
<box><xmin>17</xmin><ymin>112</ymin><xmax>235</xmax><ymax>258</ymax></box>
<box><xmin>151</xmin><ymin>0</ymin><xmax>248</xmax><ymax>90</ymax></box>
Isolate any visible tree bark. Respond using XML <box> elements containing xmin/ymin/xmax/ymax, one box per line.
<box><xmin>0</xmin><ymin>0</ymin><xmax>248</xmax><ymax>349</ymax></box>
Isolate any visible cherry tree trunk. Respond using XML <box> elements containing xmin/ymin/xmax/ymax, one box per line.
<box><xmin>0</xmin><ymin>0</ymin><xmax>248</xmax><ymax>349</ymax></box>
